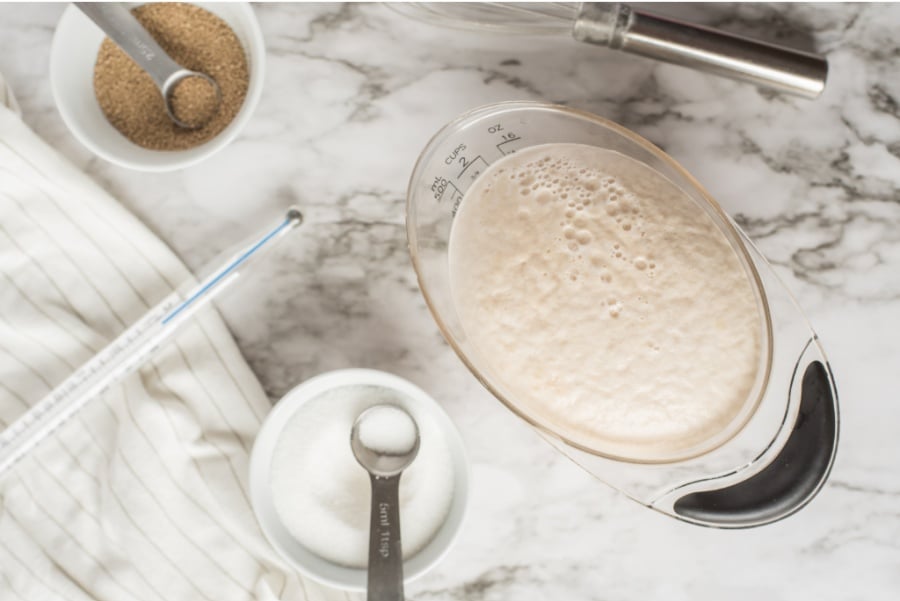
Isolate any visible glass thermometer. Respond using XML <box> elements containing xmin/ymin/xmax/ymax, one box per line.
<box><xmin>0</xmin><ymin>207</ymin><xmax>303</xmax><ymax>476</ymax></box>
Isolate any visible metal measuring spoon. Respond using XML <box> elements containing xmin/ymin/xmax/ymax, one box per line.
<box><xmin>351</xmin><ymin>405</ymin><xmax>420</xmax><ymax>601</ymax></box>
<box><xmin>76</xmin><ymin>2</ymin><xmax>222</xmax><ymax>129</ymax></box>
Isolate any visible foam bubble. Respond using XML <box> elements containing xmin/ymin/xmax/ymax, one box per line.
<box><xmin>608</xmin><ymin>299</ymin><xmax>624</xmax><ymax>317</ymax></box>
<box><xmin>535</xmin><ymin>190</ymin><xmax>553</xmax><ymax>204</ymax></box>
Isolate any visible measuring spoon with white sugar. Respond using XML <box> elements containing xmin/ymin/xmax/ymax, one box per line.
<box><xmin>351</xmin><ymin>405</ymin><xmax>421</xmax><ymax>601</ymax></box>
<box><xmin>75</xmin><ymin>2</ymin><xmax>222</xmax><ymax>129</ymax></box>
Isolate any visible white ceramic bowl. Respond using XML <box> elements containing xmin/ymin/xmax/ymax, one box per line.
<box><xmin>249</xmin><ymin>369</ymin><xmax>469</xmax><ymax>592</ymax></box>
<box><xmin>49</xmin><ymin>2</ymin><xmax>265</xmax><ymax>172</ymax></box>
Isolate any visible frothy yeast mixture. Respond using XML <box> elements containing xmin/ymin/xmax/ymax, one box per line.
<box><xmin>449</xmin><ymin>143</ymin><xmax>764</xmax><ymax>461</ymax></box>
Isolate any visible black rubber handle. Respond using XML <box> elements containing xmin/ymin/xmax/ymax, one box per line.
<box><xmin>673</xmin><ymin>360</ymin><xmax>837</xmax><ymax>527</ymax></box>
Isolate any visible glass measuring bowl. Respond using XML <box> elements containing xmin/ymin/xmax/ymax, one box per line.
<box><xmin>406</xmin><ymin>101</ymin><xmax>839</xmax><ymax>528</ymax></box>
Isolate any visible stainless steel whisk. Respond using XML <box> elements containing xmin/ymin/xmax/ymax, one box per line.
<box><xmin>390</xmin><ymin>3</ymin><xmax>828</xmax><ymax>99</ymax></box>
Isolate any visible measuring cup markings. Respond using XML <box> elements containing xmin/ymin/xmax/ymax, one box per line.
<box><xmin>430</xmin><ymin>177</ymin><xmax>464</xmax><ymax>211</ymax></box>
<box><xmin>486</xmin><ymin>122</ymin><xmax>526</xmax><ymax>155</ymax></box>
<box><xmin>429</xmin><ymin>121</ymin><xmax>528</xmax><ymax>215</ymax></box>
<box><xmin>458</xmin><ymin>156</ymin><xmax>489</xmax><ymax>187</ymax></box>
<box><xmin>496</xmin><ymin>134</ymin><xmax>523</xmax><ymax>155</ymax></box>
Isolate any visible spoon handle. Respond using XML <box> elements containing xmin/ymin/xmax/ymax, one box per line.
<box><xmin>75</xmin><ymin>2</ymin><xmax>183</xmax><ymax>88</ymax></box>
<box><xmin>367</xmin><ymin>474</ymin><xmax>405</xmax><ymax>601</ymax></box>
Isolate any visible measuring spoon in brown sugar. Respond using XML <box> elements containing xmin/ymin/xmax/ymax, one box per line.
<box><xmin>76</xmin><ymin>2</ymin><xmax>222</xmax><ymax>129</ymax></box>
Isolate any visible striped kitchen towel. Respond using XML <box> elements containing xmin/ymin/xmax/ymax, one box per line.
<box><xmin>0</xmin><ymin>74</ymin><xmax>349</xmax><ymax>601</ymax></box>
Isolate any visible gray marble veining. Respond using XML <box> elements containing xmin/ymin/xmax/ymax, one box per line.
<box><xmin>0</xmin><ymin>3</ymin><xmax>898</xmax><ymax>599</ymax></box>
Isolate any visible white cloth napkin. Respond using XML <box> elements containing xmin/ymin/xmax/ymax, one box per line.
<box><xmin>0</xmin><ymin>75</ymin><xmax>349</xmax><ymax>601</ymax></box>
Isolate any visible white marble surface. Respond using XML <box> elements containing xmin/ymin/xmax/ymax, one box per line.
<box><xmin>1</xmin><ymin>2</ymin><xmax>899</xmax><ymax>599</ymax></box>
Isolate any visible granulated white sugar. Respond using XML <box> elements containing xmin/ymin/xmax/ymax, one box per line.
<box><xmin>357</xmin><ymin>405</ymin><xmax>419</xmax><ymax>456</ymax></box>
<box><xmin>269</xmin><ymin>385</ymin><xmax>454</xmax><ymax>568</ymax></box>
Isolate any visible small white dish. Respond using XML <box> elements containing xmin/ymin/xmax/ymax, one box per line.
<box><xmin>249</xmin><ymin>369</ymin><xmax>469</xmax><ymax>592</ymax></box>
<box><xmin>49</xmin><ymin>2</ymin><xmax>265</xmax><ymax>172</ymax></box>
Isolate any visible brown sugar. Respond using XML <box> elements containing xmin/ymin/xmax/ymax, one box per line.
<box><xmin>169</xmin><ymin>75</ymin><xmax>220</xmax><ymax>128</ymax></box>
<box><xmin>93</xmin><ymin>3</ymin><xmax>249</xmax><ymax>151</ymax></box>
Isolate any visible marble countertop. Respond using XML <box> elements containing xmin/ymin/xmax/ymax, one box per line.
<box><xmin>1</xmin><ymin>2</ymin><xmax>898</xmax><ymax>599</ymax></box>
